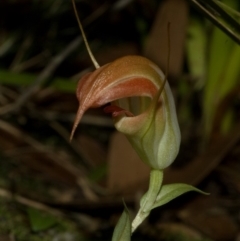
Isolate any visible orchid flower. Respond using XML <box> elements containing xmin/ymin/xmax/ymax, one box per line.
<box><xmin>70</xmin><ymin>2</ymin><xmax>207</xmax><ymax>237</ymax></box>
<box><xmin>70</xmin><ymin>55</ymin><xmax>180</xmax><ymax>170</ymax></box>
<box><xmin>70</xmin><ymin>55</ymin><xmax>207</xmax><ymax>235</ymax></box>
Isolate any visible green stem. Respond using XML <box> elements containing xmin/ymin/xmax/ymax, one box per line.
<box><xmin>131</xmin><ymin>169</ymin><xmax>163</xmax><ymax>233</ymax></box>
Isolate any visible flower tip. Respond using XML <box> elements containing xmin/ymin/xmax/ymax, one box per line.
<box><xmin>70</xmin><ymin>106</ymin><xmax>85</xmax><ymax>141</ymax></box>
<box><xmin>70</xmin><ymin>121</ymin><xmax>78</xmax><ymax>142</ymax></box>
<box><xmin>69</xmin><ymin>129</ymin><xmax>75</xmax><ymax>142</ymax></box>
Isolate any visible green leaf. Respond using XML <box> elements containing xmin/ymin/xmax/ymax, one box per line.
<box><xmin>213</xmin><ymin>0</ymin><xmax>240</xmax><ymax>19</ymax></box>
<box><xmin>203</xmin><ymin>0</ymin><xmax>240</xmax><ymax>137</ymax></box>
<box><xmin>0</xmin><ymin>69</ymin><xmax>77</xmax><ymax>93</ymax></box>
<box><xmin>87</xmin><ymin>163</ymin><xmax>107</xmax><ymax>182</ymax></box>
<box><xmin>112</xmin><ymin>207</ymin><xmax>131</xmax><ymax>241</ymax></box>
<box><xmin>186</xmin><ymin>17</ymin><xmax>207</xmax><ymax>89</ymax></box>
<box><xmin>27</xmin><ymin>207</ymin><xmax>58</xmax><ymax>232</ymax></box>
<box><xmin>152</xmin><ymin>183</ymin><xmax>209</xmax><ymax>209</ymax></box>
<box><xmin>218</xmin><ymin>43</ymin><xmax>240</xmax><ymax>99</ymax></box>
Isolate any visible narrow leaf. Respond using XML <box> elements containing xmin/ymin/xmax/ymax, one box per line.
<box><xmin>0</xmin><ymin>69</ymin><xmax>77</xmax><ymax>93</ymax></box>
<box><xmin>186</xmin><ymin>17</ymin><xmax>207</xmax><ymax>89</ymax></box>
<box><xmin>203</xmin><ymin>0</ymin><xmax>239</xmax><ymax>136</ymax></box>
<box><xmin>112</xmin><ymin>207</ymin><xmax>131</xmax><ymax>241</ymax></box>
<box><xmin>152</xmin><ymin>183</ymin><xmax>208</xmax><ymax>209</ymax></box>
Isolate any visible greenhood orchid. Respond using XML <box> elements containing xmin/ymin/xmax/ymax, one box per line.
<box><xmin>70</xmin><ymin>2</ymin><xmax>208</xmax><ymax>236</ymax></box>
<box><xmin>70</xmin><ymin>55</ymin><xmax>180</xmax><ymax>170</ymax></box>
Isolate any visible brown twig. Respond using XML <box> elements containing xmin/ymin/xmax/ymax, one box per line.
<box><xmin>12</xmin><ymin>50</ymin><xmax>50</xmax><ymax>73</ymax></box>
<box><xmin>0</xmin><ymin>187</ymin><xmax>63</xmax><ymax>217</ymax></box>
<box><xmin>9</xmin><ymin>35</ymin><xmax>33</xmax><ymax>71</ymax></box>
<box><xmin>0</xmin><ymin>119</ymin><xmax>98</xmax><ymax>201</ymax></box>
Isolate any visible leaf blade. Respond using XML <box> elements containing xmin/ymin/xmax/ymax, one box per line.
<box><xmin>152</xmin><ymin>183</ymin><xmax>208</xmax><ymax>209</ymax></box>
<box><xmin>112</xmin><ymin>207</ymin><xmax>131</xmax><ymax>241</ymax></box>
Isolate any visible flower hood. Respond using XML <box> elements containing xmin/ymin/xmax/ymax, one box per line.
<box><xmin>71</xmin><ymin>55</ymin><xmax>181</xmax><ymax>170</ymax></box>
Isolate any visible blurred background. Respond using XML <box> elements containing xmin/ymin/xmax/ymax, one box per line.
<box><xmin>0</xmin><ymin>0</ymin><xmax>240</xmax><ymax>240</ymax></box>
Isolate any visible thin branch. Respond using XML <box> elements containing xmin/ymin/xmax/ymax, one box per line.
<box><xmin>0</xmin><ymin>187</ymin><xmax>63</xmax><ymax>217</ymax></box>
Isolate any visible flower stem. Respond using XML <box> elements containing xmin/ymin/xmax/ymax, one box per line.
<box><xmin>131</xmin><ymin>169</ymin><xmax>163</xmax><ymax>233</ymax></box>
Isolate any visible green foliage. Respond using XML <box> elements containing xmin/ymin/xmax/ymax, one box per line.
<box><xmin>186</xmin><ymin>17</ymin><xmax>207</xmax><ymax>89</ymax></box>
<box><xmin>27</xmin><ymin>207</ymin><xmax>58</xmax><ymax>232</ymax></box>
<box><xmin>0</xmin><ymin>69</ymin><xmax>77</xmax><ymax>93</ymax></box>
<box><xmin>152</xmin><ymin>183</ymin><xmax>209</xmax><ymax>209</ymax></box>
<box><xmin>112</xmin><ymin>207</ymin><xmax>131</xmax><ymax>241</ymax></box>
<box><xmin>132</xmin><ymin>171</ymin><xmax>207</xmax><ymax>233</ymax></box>
<box><xmin>0</xmin><ymin>198</ymin><xmax>82</xmax><ymax>241</ymax></box>
<box><xmin>88</xmin><ymin>163</ymin><xmax>108</xmax><ymax>182</ymax></box>
<box><xmin>205</xmin><ymin>28</ymin><xmax>240</xmax><ymax>136</ymax></box>
<box><xmin>138</xmin><ymin>182</ymin><xmax>208</xmax><ymax>216</ymax></box>
<box><xmin>186</xmin><ymin>0</ymin><xmax>240</xmax><ymax>139</ymax></box>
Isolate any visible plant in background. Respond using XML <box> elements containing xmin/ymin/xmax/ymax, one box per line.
<box><xmin>204</xmin><ymin>0</ymin><xmax>240</xmax><ymax>139</ymax></box>
<box><xmin>70</xmin><ymin>0</ymin><xmax>207</xmax><ymax>240</ymax></box>
<box><xmin>187</xmin><ymin>0</ymin><xmax>240</xmax><ymax>140</ymax></box>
